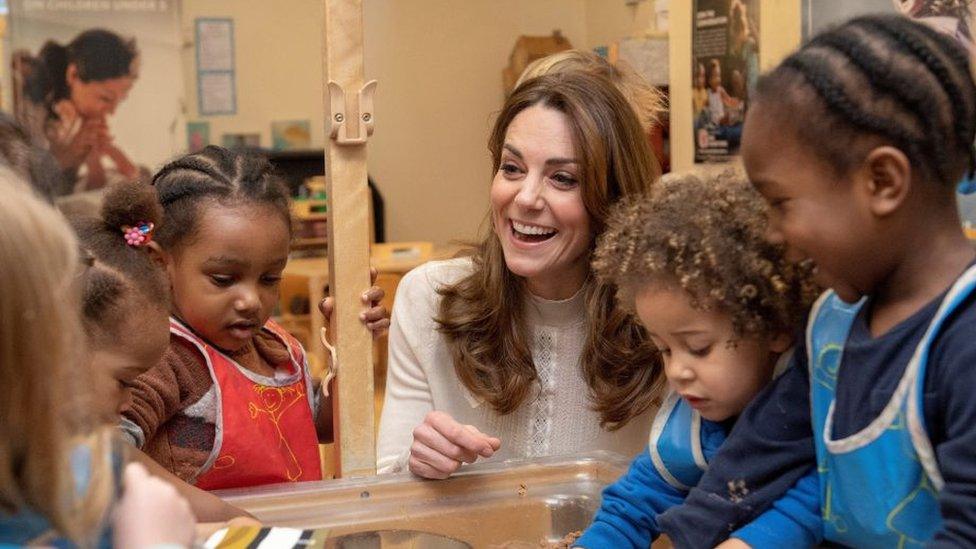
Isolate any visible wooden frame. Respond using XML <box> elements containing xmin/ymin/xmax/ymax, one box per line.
<box><xmin>321</xmin><ymin>0</ymin><xmax>376</xmax><ymax>477</ymax></box>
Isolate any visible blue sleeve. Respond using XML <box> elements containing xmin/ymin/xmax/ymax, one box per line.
<box><xmin>575</xmin><ymin>447</ymin><xmax>685</xmax><ymax>549</ymax></box>
<box><xmin>658</xmin><ymin>341</ymin><xmax>817</xmax><ymax>548</ymax></box>
<box><xmin>926</xmin><ymin>295</ymin><xmax>976</xmax><ymax>547</ymax></box>
<box><xmin>731</xmin><ymin>467</ymin><xmax>822</xmax><ymax>548</ymax></box>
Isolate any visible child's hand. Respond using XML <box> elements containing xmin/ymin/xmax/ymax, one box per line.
<box><xmin>318</xmin><ymin>267</ymin><xmax>391</xmax><ymax>338</ymax></box>
<box><xmin>113</xmin><ymin>462</ymin><xmax>196</xmax><ymax>549</ymax></box>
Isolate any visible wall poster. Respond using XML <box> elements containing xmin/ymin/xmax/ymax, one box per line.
<box><xmin>8</xmin><ymin>0</ymin><xmax>184</xmax><ymax>195</ymax></box>
<box><xmin>692</xmin><ymin>0</ymin><xmax>759</xmax><ymax>163</ymax></box>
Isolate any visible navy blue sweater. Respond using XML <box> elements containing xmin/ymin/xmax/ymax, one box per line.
<box><xmin>658</xmin><ymin>289</ymin><xmax>976</xmax><ymax>548</ymax></box>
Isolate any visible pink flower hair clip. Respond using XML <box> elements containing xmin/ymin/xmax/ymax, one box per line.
<box><xmin>122</xmin><ymin>222</ymin><xmax>155</xmax><ymax>247</ymax></box>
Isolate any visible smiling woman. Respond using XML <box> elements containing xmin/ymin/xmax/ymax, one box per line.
<box><xmin>19</xmin><ymin>28</ymin><xmax>140</xmax><ymax>192</ymax></box>
<box><xmin>490</xmin><ymin>105</ymin><xmax>593</xmax><ymax>301</ymax></box>
<box><xmin>376</xmin><ymin>71</ymin><xmax>666</xmax><ymax>478</ymax></box>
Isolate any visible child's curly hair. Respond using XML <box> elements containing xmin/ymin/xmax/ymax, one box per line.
<box><xmin>593</xmin><ymin>169</ymin><xmax>819</xmax><ymax>339</ymax></box>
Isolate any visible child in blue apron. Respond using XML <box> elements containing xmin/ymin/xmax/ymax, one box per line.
<box><xmin>577</xmin><ymin>170</ymin><xmax>821</xmax><ymax>548</ymax></box>
<box><xmin>657</xmin><ymin>15</ymin><xmax>976</xmax><ymax>548</ymax></box>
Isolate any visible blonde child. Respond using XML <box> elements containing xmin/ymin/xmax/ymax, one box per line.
<box><xmin>573</xmin><ymin>171</ymin><xmax>820</xmax><ymax>548</ymax></box>
<box><xmin>0</xmin><ymin>176</ymin><xmax>194</xmax><ymax>547</ymax></box>
<box><xmin>660</xmin><ymin>14</ymin><xmax>976</xmax><ymax>547</ymax></box>
<box><xmin>122</xmin><ymin>146</ymin><xmax>386</xmax><ymax>490</ymax></box>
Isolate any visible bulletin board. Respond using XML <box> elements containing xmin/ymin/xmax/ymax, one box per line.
<box><xmin>195</xmin><ymin>17</ymin><xmax>237</xmax><ymax>116</ymax></box>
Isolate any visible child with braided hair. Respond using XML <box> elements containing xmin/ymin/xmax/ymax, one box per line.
<box><xmin>658</xmin><ymin>14</ymin><xmax>976</xmax><ymax>547</ymax></box>
<box><xmin>120</xmin><ymin>146</ymin><xmax>388</xmax><ymax>491</ymax></box>
<box><xmin>574</xmin><ymin>170</ymin><xmax>820</xmax><ymax>549</ymax></box>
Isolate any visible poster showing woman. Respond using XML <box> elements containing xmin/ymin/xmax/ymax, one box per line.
<box><xmin>693</xmin><ymin>0</ymin><xmax>759</xmax><ymax>162</ymax></box>
<box><xmin>8</xmin><ymin>0</ymin><xmax>184</xmax><ymax>195</ymax></box>
<box><xmin>893</xmin><ymin>0</ymin><xmax>974</xmax><ymax>54</ymax></box>
<box><xmin>804</xmin><ymin>0</ymin><xmax>974</xmax><ymax>54</ymax></box>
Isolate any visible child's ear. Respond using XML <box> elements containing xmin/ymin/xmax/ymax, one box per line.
<box><xmin>770</xmin><ymin>332</ymin><xmax>792</xmax><ymax>354</ymax></box>
<box><xmin>860</xmin><ymin>146</ymin><xmax>911</xmax><ymax>217</ymax></box>
<box><xmin>146</xmin><ymin>241</ymin><xmax>170</xmax><ymax>269</ymax></box>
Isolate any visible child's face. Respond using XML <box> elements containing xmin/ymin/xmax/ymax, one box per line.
<box><xmin>695</xmin><ymin>65</ymin><xmax>706</xmax><ymax>88</ymax></box>
<box><xmin>709</xmin><ymin>65</ymin><xmax>722</xmax><ymax>91</ymax></box>
<box><xmin>164</xmin><ymin>202</ymin><xmax>290</xmax><ymax>352</ymax></box>
<box><xmin>90</xmin><ymin>306</ymin><xmax>169</xmax><ymax>422</ymax></box>
<box><xmin>635</xmin><ymin>284</ymin><xmax>779</xmax><ymax>422</ymax></box>
<box><xmin>742</xmin><ymin>103</ymin><xmax>875</xmax><ymax>303</ymax></box>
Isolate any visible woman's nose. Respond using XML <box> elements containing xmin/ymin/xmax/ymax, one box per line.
<box><xmin>513</xmin><ymin>175</ymin><xmax>545</xmax><ymax>210</ymax></box>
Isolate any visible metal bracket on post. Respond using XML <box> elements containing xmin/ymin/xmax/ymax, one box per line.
<box><xmin>328</xmin><ymin>80</ymin><xmax>377</xmax><ymax>146</ymax></box>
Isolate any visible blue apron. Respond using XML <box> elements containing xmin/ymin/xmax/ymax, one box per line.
<box><xmin>807</xmin><ymin>265</ymin><xmax>976</xmax><ymax>547</ymax></box>
<box><xmin>649</xmin><ymin>352</ymin><xmax>793</xmax><ymax>491</ymax></box>
<box><xmin>648</xmin><ymin>391</ymin><xmax>708</xmax><ymax>491</ymax></box>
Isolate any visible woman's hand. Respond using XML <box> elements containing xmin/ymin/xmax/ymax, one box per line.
<box><xmin>318</xmin><ymin>268</ymin><xmax>391</xmax><ymax>338</ymax></box>
<box><xmin>112</xmin><ymin>462</ymin><xmax>197</xmax><ymax>549</ymax></box>
<box><xmin>48</xmin><ymin>113</ymin><xmax>107</xmax><ymax>170</ymax></box>
<box><xmin>409</xmin><ymin>410</ymin><xmax>501</xmax><ymax>479</ymax></box>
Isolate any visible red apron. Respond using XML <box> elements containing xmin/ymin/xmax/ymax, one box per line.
<box><xmin>169</xmin><ymin>318</ymin><xmax>323</xmax><ymax>490</ymax></box>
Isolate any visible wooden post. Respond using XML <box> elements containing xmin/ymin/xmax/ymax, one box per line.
<box><xmin>668</xmin><ymin>0</ymin><xmax>694</xmax><ymax>173</ymax></box>
<box><xmin>321</xmin><ymin>0</ymin><xmax>376</xmax><ymax>477</ymax></box>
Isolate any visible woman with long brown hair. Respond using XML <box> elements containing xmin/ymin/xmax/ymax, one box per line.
<box><xmin>377</xmin><ymin>71</ymin><xmax>665</xmax><ymax>478</ymax></box>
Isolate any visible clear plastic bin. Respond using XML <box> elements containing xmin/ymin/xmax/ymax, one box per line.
<box><xmin>213</xmin><ymin>451</ymin><xmax>670</xmax><ymax>547</ymax></box>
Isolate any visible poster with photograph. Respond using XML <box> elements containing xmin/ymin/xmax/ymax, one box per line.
<box><xmin>897</xmin><ymin>0</ymin><xmax>975</xmax><ymax>54</ymax></box>
<box><xmin>8</xmin><ymin>0</ymin><xmax>185</xmax><ymax>194</ymax></box>
<box><xmin>693</xmin><ymin>0</ymin><xmax>759</xmax><ymax>163</ymax></box>
<box><xmin>803</xmin><ymin>0</ymin><xmax>974</xmax><ymax>55</ymax></box>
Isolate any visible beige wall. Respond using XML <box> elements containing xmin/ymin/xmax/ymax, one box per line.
<box><xmin>181</xmin><ymin>0</ymin><xmax>802</xmax><ymax>244</ymax></box>
<box><xmin>582</xmin><ymin>0</ymin><xmax>655</xmax><ymax>49</ymax></box>
<box><xmin>181</xmin><ymin>0</ymin><xmax>587</xmax><ymax>246</ymax></box>
<box><xmin>180</xmin><ymin>0</ymin><xmax>327</xmax><ymax>151</ymax></box>
<box><xmin>363</xmin><ymin>0</ymin><xmax>586</xmax><ymax>245</ymax></box>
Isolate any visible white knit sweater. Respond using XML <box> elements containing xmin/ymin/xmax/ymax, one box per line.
<box><xmin>376</xmin><ymin>258</ymin><xmax>652</xmax><ymax>474</ymax></box>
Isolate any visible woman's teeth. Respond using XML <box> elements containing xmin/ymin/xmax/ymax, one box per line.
<box><xmin>512</xmin><ymin>220</ymin><xmax>556</xmax><ymax>236</ymax></box>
